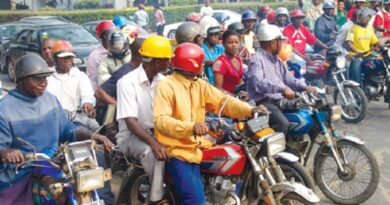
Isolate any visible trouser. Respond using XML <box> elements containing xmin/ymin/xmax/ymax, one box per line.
<box><xmin>96</xmin><ymin>151</ymin><xmax>115</xmax><ymax>205</ymax></box>
<box><xmin>0</xmin><ymin>173</ymin><xmax>33</xmax><ymax>205</ymax></box>
<box><xmin>165</xmin><ymin>158</ymin><xmax>205</xmax><ymax>205</ymax></box>
<box><xmin>256</xmin><ymin>101</ymin><xmax>290</xmax><ymax>135</ymax></box>
<box><xmin>349</xmin><ymin>57</ymin><xmax>363</xmax><ymax>84</ymax></box>
<box><xmin>73</xmin><ymin>112</ymin><xmax>100</xmax><ymax>132</ymax></box>
<box><xmin>157</xmin><ymin>24</ymin><xmax>165</xmax><ymax>36</ymax></box>
<box><xmin>118</xmin><ymin>135</ymin><xmax>165</xmax><ymax>202</ymax></box>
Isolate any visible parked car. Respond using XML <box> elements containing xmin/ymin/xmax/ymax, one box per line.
<box><xmin>19</xmin><ymin>15</ymin><xmax>71</xmax><ymax>25</ymax></box>
<box><xmin>81</xmin><ymin>20</ymin><xmax>149</xmax><ymax>39</ymax></box>
<box><xmin>3</xmin><ymin>22</ymin><xmax>100</xmax><ymax>81</ymax></box>
<box><xmin>0</xmin><ymin>22</ymin><xmax>32</xmax><ymax>72</ymax></box>
<box><xmin>163</xmin><ymin>10</ymin><xmax>241</xmax><ymax>40</ymax></box>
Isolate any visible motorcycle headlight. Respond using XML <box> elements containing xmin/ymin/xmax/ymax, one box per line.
<box><xmin>330</xmin><ymin>105</ymin><xmax>342</xmax><ymax>121</ymax></box>
<box><xmin>73</xmin><ymin>57</ymin><xmax>83</xmax><ymax>65</ymax></box>
<box><xmin>261</xmin><ymin>132</ymin><xmax>286</xmax><ymax>157</ymax></box>
<box><xmin>76</xmin><ymin>167</ymin><xmax>104</xmax><ymax>192</ymax></box>
<box><xmin>336</xmin><ymin>56</ymin><xmax>346</xmax><ymax>69</ymax></box>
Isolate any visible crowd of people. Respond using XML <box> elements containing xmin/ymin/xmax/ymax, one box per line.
<box><xmin>1</xmin><ymin>0</ymin><xmax>390</xmax><ymax>204</ymax></box>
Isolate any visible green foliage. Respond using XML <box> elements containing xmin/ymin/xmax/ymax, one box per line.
<box><xmin>74</xmin><ymin>0</ymin><xmax>100</xmax><ymax>9</ymax></box>
<box><xmin>170</xmin><ymin>0</ymin><xmax>198</xmax><ymax>6</ymax></box>
<box><xmin>0</xmin><ymin>2</ymin><xmax>297</xmax><ymax>26</ymax></box>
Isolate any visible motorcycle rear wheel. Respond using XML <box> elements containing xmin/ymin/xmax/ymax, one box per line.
<box><xmin>124</xmin><ymin>170</ymin><xmax>179</xmax><ymax>205</ymax></box>
<box><xmin>314</xmin><ymin>141</ymin><xmax>379</xmax><ymax>204</ymax></box>
<box><xmin>334</xmin><ymin>85</ymin><xmax>367</xmax><ymax>123</ymax></box>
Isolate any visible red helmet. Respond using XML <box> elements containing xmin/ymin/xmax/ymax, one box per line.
<box><xmin>267</xmin><ymin>10</ymin><xmax>276</xmax><ymax>24</ymax></box>
<box><xmin>290</xmin><ymin>9</ymin><xmax>306</xmax><ymax>18</ymax></box>
<box><xmin>96</xmin><ymin>21</ymin><xmax>114</xmax><ymax>39</ymax></box>
<box><xmin>171</xmin><ymin>43</ymin><xmax>205</xmax><ymax>75</ymax></box>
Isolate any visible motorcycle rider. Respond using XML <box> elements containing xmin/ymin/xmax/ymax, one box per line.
<box><xmin>175</xmin><ymin>21</ymin><xmax>203</xmax><ymax>46</ymax></box>
<box><xmin>241</xmin><ymin>10</ymin><xmax>258</xmax><ymax>58</ymax></box>
<box><xmin>153</xmin><ymin>43</ymin><xmax>267</xmax><ymax>205</ymax></box>
<box><xmin>283</xmin><ymin>9</ymin><xmax>328</xmax><ymax>61</ymax></box>
<box><xmin>304</xmin><ymin>0</ymin><xmax>324</xmax><ymax>31</ymax></box>
<box><xmin>347</xmin><ymin>0</ymin><xmax>367</xmax><ymax>19</ymax></box>
<box><xmin>116</xmin><ymin>36</ymin><xmax>172</xmax><ymax>205</ymax></box>
<box><xmin>200</xmin><ymin>16</ymin><xmax>224</xmax><ymax>84</ymax></box>
<box><xmin>314</xmin><ymin>1</ymin><xmax>338</xmax><ymax>52</ymax></box>
<box><xmin>0</xmin><ymin>54</ymin><xmax>113</xmax><ymax>205</ymax></box>
<box><xmin>97</xmin><ymin>30</ymin><xmax>131</xmax><ymax>85</ymax></box>
<box><xmin>227</xmin><ymin>22</ymin><xmax>251</xmax><ymax>62</ymax></box>
<box><xmin>369</xmin><ymin>0</ymin><xmax>382</xmax><ymax>12</ymax></box>
<box><xmin>247</xmin><ymin>24</ymin><xmax>318</xmax><ymax>135</ymax></box>
<box><xmin>373</xmin><ymin>0</ymin><xmax>390</xmax><ymax>37</ymax></box>
<box><xmin>87</xmin><ymin>21</ymin><xmax>115</xmax><ymax>90</ymax></box>
<box><xmin>275</xmin><ymin>7</ymin><xmax>290</xmax><ymax>31</ymax></box>
<box><xmin>346</xmin><ymin>8</ymin><xmax>379</xmax><ymax>83</ymax></box>
<box><xmin>41</xmin><ymin>37</ymin><xmax>56</xmax><ymax>68</ymax></box>
<box><xmin>46</xmin><ymin>40</ymin><xmax>99</xmax><ymax>132</ymax></box>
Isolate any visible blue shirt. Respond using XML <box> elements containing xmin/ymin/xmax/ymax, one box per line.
<box><xmin>0</xmin><ymin>89</ymin><xmax>77</xmax><ymax>189</ymax></box>
<box><xmin>202</xmin><ymin>43</ymin><xmax>224</xmax><ymax>84</ymax></box>
<box><xmin>246</xmin><ymin>49</ymin><xmax>306</xmax><ymax>103</ymax></box>
<box><xmin>101</xmin><ymin>63</ymin><xmax>136</xmax><ymax>98</ymax></box>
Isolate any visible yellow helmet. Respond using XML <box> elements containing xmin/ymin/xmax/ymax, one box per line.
<box><xmin>139</xmin><ymin>35</ymin><xmax>173</xmax><ymax>58</ymax></box>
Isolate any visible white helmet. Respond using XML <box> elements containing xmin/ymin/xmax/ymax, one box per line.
<box><xmin>276</xmin><ymin>7</ymin><xmax>289</xmax><ymax>17</ymax></box>
<box><xmin>199</xmin><ymin>16</ymin><xmax>220</xmax><ymax>38</ymax></box>
<box><xmin>257</xmin><ymin>24</ymin><xmax>286</xmax><ymax>41</ymax></box>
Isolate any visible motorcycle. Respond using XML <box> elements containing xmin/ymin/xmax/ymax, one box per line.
<box><xmin>361</xmin><ymin>45</ymin><xmax>390</xmax><ymax>108</ymax></box>
<box><xmin>309</xmin><ymin>48</ymin><xmax>368</xmax><ymax>123</ymax></box>
<box><xmin>283</xmin><ymin>90</ymin><xmax>380</xmax><ymax>205</ymax></box>
<box><xmin>16</xmin><ymin>137</ymin><xmax>111</xmax><ymax>205</ymax></box>
<box><xmin>116</xmin><ymin>97</ymin><xmax>320</xmax><ymax>205</ymax></box>
<box><xmin>288</xmin><ymin>49</ymin><xmax>368</xmax><ymax>123</ymax></box>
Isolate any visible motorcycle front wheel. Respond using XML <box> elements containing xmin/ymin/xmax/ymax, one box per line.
<box><xmin>334</xmin><ymin>85</ymin><xmax>368</xmax><ymax>123</ymax></box>
<box><xmin>275</xmin><ymin>158</ymin><xmax>315</xmax><ymax>191</ymax></box>
<box><xmin>314</xmin><ymin>141</ymin><xmax>380</xmax><ymax>204</ymax></box>
<box><xmin>280</xmin><ymin>193</ymin><xmax>318</xmax><ymax>205</ymax></box>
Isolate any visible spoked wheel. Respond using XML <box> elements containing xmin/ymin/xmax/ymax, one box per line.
<box><xmin>314</xmin><ymin>141</ymin><xmax>379</xmax><ymax>204</ymax></box>
<box><xmin>334</xmin><ymin>85</ymin><xmax>368</xmax><ymax>123</ymax></box>
<box><xmin>125</xmin><ymin>170</ymin><xmax>179</xmax><ymax>205</ymax></box>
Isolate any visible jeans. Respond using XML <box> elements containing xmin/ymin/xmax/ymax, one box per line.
<box><xmin>165</xmin><ymin>158</ymin><xmax>205</xmax><ymax>205</ymax></box>
<box><xmin>96</xmin><ymin>151</ymin><xmax>115</xmax><ymax>205</ymax></box>
<box><xmin>256</xmin><ymin>101</ymin><xmax>290</xmax><ymax>135</ymax></box>
<box><xmin>157</xmin><ymin>24</ymin><xmax>165</xmax><ymax>36</ymax></box>
<box><xmin>349</xmin><ymin>57</ymin><xmax>363</xmax><ymax>84</ymax></box>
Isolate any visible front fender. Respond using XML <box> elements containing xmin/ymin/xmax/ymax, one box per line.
<box><xmin>314</xmin><ymin>135</ymin><xmax>365</xmax><ymax>160</ymax></box>
<box><xmin>337</xmin><ymin>135</ymin><xmax>365</xmax><ymax>145</ymax></box>
<box><xmin>340</xmin><ymin>80</ymin><xmax>360</xmax><ymax>87</ymax></box>
<box><xmin>274</xmin><ymin>152</ymin><xmax>299</xmax><ymax>163</ymax></box>
<box><xmin>271</xmin><ymin>181</ymin><xmax>320</xmax><ymax>203</ymax></box>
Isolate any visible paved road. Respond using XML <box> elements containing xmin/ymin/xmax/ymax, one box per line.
<box><xmin>1</xmin><ymin>73</ymin><xmax>390</xmax><ymax>204</ymax></box>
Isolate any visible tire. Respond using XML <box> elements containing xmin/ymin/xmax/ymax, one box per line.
<box><xmin>314</xmin><ymin>140</ymin><xmax>380</xmax><ymax>204</ymax></box>
<box><xmin>6</xmin><ymin>59</ymin><xmax>15</xmax><ymax>82</ymax></box>
<box><xmin>123</xmin><ymin>169</ymin><xmax>179</xmax><ymax>205</ymax></box>
<box><xmin>167</xmin><ymin>29</ymin><xmax>176</xmax><ymax>39</ymax></box>
<box><xmin>280</xmin><ymin>193</ymin><xmax>318</xmax><ymax>205</ymax></box>
<box><xmin>334</xmin><ymin>85</ymin><xmax>367</xmax><ymax>123</ymax></box>
<box><xmin>275</xmin><ymin>158</ymin><xmax>316</xmax><ymax>191</ymax></box>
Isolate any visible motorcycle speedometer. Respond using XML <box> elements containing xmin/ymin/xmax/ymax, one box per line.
<box><xmin>336</xmin><ymin>56</ymin><xmax>346</xmax><ymax>69</ymax></box>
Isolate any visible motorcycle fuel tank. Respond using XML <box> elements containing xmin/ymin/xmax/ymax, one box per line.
<box><xmin>201</xmin><ymin>143</ymin><xmax>246</xmax><ymax>175</ymax></box>
<box><xmin>284</xmin><ymin>110</ymin><xmax>314</xmax><ymax>136</ymax></box>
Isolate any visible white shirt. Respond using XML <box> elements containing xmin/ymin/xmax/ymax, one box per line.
<box><xmin>200</xmin><ymin>6</ymin><xmax>213</xmax><ymax>17</ymax></box>
<box><xmin>116</xmin><ymin>66</ymin><xmax>165</xmax><ymax>144</ymax></box>
<box><xmin>133</xmin><ymin>9</ymin><xmax>149</xmax><ymax>27</ymax></box>
<box><xmin>47</xmin><ymin>66</ymin><xmax>95</xmax><ymax>112</ymax></box>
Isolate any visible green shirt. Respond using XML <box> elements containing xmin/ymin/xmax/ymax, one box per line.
<box><xmin>337</xmin><ymin>10</ymin><xmax>348</xmax><ymax>27</ymax></box>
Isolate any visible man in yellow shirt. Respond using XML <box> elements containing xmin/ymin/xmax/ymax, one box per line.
<box><xmin>154</xmin><ymin>43</ymin><xmax>267</xmax><ymax>204</ymax></box>
<box><xmin>346</xmin><ymin>8</ymin><xmax>379</xmax><ymax>83</ymax></box>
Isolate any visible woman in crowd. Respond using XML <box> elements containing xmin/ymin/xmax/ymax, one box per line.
<box><xmin>337</xmin><ymin>0</ymin><xmax>348</xmax><ymax>27</ymax></box>
<box><xmin>213</xmin><ymin>30</ymin><xmax>245</xmax><ymax>94</ymax></box>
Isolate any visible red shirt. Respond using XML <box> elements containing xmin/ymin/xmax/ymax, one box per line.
<box><xmin>213</xmin><ymin>54</ymin><xmax>244</xmax><ymax>93</ymax></box>
<box><xmin>283</xmin><ymin>24</ymin><xmax>317</xmax><ymax>55</ymax></box>
<box><xmin>374</xmin><ymin>9</ymin><xmax>390</xmax><ymax>37</ymax></box>
<box><xmin>347</xmin><ymin>6</ymin><xmax>357</xmax><ymax>19</ymax></box>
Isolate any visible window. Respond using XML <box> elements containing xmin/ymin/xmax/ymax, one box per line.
<box><xmin>15</xmin><ymin>30</ymin><xmax>30</xmax><ymax>44</ymax></box>
<box><xmin>31</xmin><ymin>30</ymin><xmax>39</xmax><ymax>44</ymax></box>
